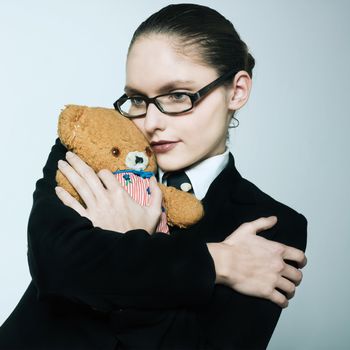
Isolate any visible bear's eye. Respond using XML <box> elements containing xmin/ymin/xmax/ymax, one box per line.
<box><xmin>111</xmin><ymin>147</ymin><xmax>120</xmax><ymax>157</ymax></box>
<box><xmin>145</xmin><ymin>147</ymin><xmax>152</xmax><ymax>157</ymax></box>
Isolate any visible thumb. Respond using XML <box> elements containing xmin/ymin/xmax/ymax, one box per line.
<box><xmin>250</xmin><ymin>216</ymin><xmax>278</xmax><ymax>234</ymax></box>
<box><xmin>223</xmin><ymin>216</ymin><xmax>277</xmax><ymax>245</ymax></box>
<box><xmin>148</xmin><ymin>176</ymin><xmax>163</xmax><ymax>209</ymax></box>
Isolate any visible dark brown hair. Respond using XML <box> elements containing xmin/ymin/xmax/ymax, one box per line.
<box><xmin>128</xmin><ymin>3</ymin><xmax>255</xmax><ymax>85</ymax></box>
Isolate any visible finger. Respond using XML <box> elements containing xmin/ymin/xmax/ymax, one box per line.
<box><xmin>65</xmin><ymin>151</ymin><xmax>106</xmax><ymax>198</ymax></box>
<box><xmin>58</xmin><ymin>159</ymin><xmax>97</xmax><ymax>207</ymax></box>
<box><xmin>282</xmin><ymin>264</ymin><xmax>303</xmax><ymax>286</ymax></box>
<box><xmin>254</xmin><ymin>216</ymin><xmax>278</xmax><ymax>233</ymax></box>
<box><xmin>99</xmin><ymin>171</ymin><xmax>139</xmax><ymax>205</ymax></box>
<box><xmin>239</xmin><ymin>216</ymin><xmax>278</xmax><ymax>235</ymax></box>
<box><xmin>148</xmin><ymin>176</ymin><xmax>163</xmax><ymax>209</ymax></box>
<box><xmin>275</xmin><ymin>277</ymin><xmax>296</xmax><ymax>300</ymax></box>
<box><xmin>282</xmin><ymin>246</ymin><xmax>307</xmax><ymax>268</ymax></box>
<box><xmin>55</xmin><ymin>186</ymin><xmax>86</xmax><ymax>217</ymax></box>
<box><xmin>97</xmin><ymin>169</ymin><xmax>120</xmax><ymax>191</ymax></box>
<box><xmin>269</xmin><ymin>289</ymin><xmax>289</xmax><ymax>309</ymax></box>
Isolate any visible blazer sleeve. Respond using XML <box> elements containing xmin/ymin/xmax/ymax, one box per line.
<box><xmin>197</xmin><ymin>210</ymin><xmax>307</xmax><ymax>350</ymax></box>
<box><xmin>27</xmin><ymin>138</ymin><xmax>216</xmax><ymax>312</ymax></box>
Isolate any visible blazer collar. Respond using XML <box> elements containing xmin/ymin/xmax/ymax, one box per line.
<box><xmin>203</xmin><ymin>152</ymin><xmax>240</xmax><ymax>194</ymax></box>
<box><xmin>201</xmin><ymin>152</ymin><xmax>258</xmax><ymax>207</ymax></box>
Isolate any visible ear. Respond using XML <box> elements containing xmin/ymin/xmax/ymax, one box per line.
<box><xmin>58</xmin><ymin>104</ymin><xmax>88</xmax><ymax>150</ymax></box>
<box><xmin>226</xmin><ymin>70</ymin><xmax>252</xmax><ymax>112</ymax></box>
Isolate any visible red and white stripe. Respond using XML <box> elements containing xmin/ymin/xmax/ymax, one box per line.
<box><xmin>114</xmin><ymin>173</ymin><xmax>169</xmax><ymax>234</ymax></box>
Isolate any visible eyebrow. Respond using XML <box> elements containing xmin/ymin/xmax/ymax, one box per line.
<box><xmin>124</xmin><ymin>80</ymin><xmax>196</xmax><ymax>96</ymax></box>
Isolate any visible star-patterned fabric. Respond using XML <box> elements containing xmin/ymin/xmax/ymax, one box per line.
<box><xmin>113</xmin><ymin>171</ymin><xmax>169</xmax><ymax>234</ymax></box>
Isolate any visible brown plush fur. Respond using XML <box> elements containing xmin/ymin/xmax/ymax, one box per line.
<box><xmin>55</xmin><ymin>104</ymin><xmax>204</xmax><ymax>228</ymax></box>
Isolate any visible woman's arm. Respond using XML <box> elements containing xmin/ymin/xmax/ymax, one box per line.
<box><xmin>197</xmin><ymin>212</ymin><xmax>308</xmax><ymax>349</ymax></box>
<box><xmin>28</xmin><ymin>138</ymin><xmax>306</xmax><ymax>311</ymax></box>
<box><xmin>207</xmin><ymin>216</ymin><xmax>306</xmax><ymax>308</ymax></box>
<box><xmin>27</xmin><ymin>138</ymin><xmax>216</xmax><ymax>311</ymax></box>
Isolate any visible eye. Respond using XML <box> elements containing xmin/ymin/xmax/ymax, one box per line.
<box><xmin>111</xmin><ymin>147</ymin><xmax>120</xmax><ymax>157</ymax></box>
<box><xmin>168</xmin><ymin>92</ymin><xmax>188</xmax><ymax>102</ymax></box>
<box><xmin>145</xmin><ymin>146</ymin><xmax>153</xmax><ymax>157</ymax></box>
<box><xmin>130</xmin><ymin>96</ymin><xmax>145</xmax><ymax>107</ymax></box>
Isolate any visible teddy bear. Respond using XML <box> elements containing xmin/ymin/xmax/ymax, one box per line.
<box><xmin>55</xmin><ymin>104</ymin><xmax>204</xmax><ymax>234</ymax></box>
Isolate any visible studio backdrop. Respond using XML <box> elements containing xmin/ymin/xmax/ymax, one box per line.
<box><xmin>0</xmin><ymin>1</ymin><xmax>349</xmax><ymax>349</ymax></box>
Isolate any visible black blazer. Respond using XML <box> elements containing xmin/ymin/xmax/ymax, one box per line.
<box><xmin>0</xmin><ymin>138</ymin><xmax>307</xmax><ymax>350</ymax></box>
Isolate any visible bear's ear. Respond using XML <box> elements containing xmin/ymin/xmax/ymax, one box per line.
<box><xmin>57</xmin><ymin>104</ymin><xmax>88</xmax><ymax>150</ymax></box>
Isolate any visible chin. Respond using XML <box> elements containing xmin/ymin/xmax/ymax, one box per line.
<box><xmin>158</xmin><ymin>163</ymin><xmax>183</xmax><ymax>172</ymax></box>
<box><xmin>156</xmin><ymin>158</ymin><xmax>189</xmax><ymax>172</ymax></box>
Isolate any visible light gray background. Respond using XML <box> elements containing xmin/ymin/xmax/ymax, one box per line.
<box><xmin>0</xmin><ymin>1</ymin><xmax>349</xmax><ymax>349</ymax></box>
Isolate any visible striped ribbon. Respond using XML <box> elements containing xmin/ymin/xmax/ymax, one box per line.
<box><xmin>113</xmin><ymin>172</ymin><xmax>169</xmax><ymax>234</ymax></box>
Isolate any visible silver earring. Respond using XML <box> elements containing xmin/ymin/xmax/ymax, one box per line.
<box><xmin>228</xmin><ymin>115</ymin><xmax>239</xmax><ymax>128</ymax></box>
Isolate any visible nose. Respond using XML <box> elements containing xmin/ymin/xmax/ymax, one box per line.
<box><xmin>135</xmin><ymin>156</ymin><xmax>143</xmax><ymax>164</ymax></box>
<box><xmin>143</xmin><ymin>103</ymin><xmax>166</xmax><ymax>134</ymax></box>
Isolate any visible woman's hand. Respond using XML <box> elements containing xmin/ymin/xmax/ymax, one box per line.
<box><xmin>54</xmin><ymin>151</ymin><xmax>163</xmax><ymax>234</ymax></box>
<box><xmin>207</xmin><ymin>216</ymin><xmax>307</xmax><ymax>308</ymax></box>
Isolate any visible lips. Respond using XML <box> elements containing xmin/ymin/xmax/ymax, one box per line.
<box><xmin>150</xmin><ymin>140</ymin><xmax>177</xmax><ymax>146</ymax></box>
<box><xmin>150</xmin><ymin>140</ymin><xmax>179</xmax><ymax>154</ymax></box>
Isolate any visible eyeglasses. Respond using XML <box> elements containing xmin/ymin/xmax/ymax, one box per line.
<box><xmin>113</xmin><ymin>68</ymin><xmax>238</xmax><ymax>118</ymax></box>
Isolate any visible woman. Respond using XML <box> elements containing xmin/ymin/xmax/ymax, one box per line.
<box><xmin>0</xmin><ymin>3</ymin><xmax>307</xmax><ymax>350</ymax></box>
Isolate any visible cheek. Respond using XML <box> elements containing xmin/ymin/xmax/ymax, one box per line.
<box><xmin>185</xmin><ymin>103</ymin><xmax>228</xmax><ymax>143</ymax></box>
<box><xmin>131</xmin><ymin>119</ymin><xmax>146</xmax><ymax>135</ymax></box>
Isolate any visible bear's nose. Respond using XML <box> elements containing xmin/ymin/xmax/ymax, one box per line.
<box><xmin>125</xmin><ymin>151</ymin><xmax>149</xmax><ymax>171</ymax></box>
<box><xmin>135</xmin><ymin>156</ymin><xmax>144</xmax><ymax>164</ymax></box>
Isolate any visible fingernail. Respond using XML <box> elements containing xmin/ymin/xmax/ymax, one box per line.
<box><xmin>66</xmin><ymin>151</ymin><xmax>74</xmax><ymax>159</ymax></box>
<box><xmin>55</xmin><ymin>186</ymin><xmax>63</xmax><ymax>192</ymax></box>
<box><xmin>58</xmin><ymin>160</ymin><xmax>67</xmax><ymax>167</ymax></box>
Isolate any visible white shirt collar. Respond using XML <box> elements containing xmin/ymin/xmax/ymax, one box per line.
<box><xmin>158</xmin><ymin>147</ymin><xmax>230</xmax><ymax>200</ymax></box>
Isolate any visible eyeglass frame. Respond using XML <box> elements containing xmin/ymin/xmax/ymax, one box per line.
<box><xmin>113</xmin><ymin>67</ymin><xmax>239</xmax><ymax>118</ymax></box>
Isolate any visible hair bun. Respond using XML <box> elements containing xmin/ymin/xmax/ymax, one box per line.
<box><xmin>247</xmin><ymin>52</ymin><xmax>255</xmax><ymax>76</ymax></box>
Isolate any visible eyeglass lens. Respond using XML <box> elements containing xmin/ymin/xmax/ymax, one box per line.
<box><xmin>119</xmin><ymin>93</ymin><xmax>193</xmax><ymax>117</ymax></box>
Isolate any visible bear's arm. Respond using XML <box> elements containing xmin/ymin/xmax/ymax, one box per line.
<box><xmin>27</xmin><ymin>138</ymin><xmax>215</xmax><ymax>311</ymax></box>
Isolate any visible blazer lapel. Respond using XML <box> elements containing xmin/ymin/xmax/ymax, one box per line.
<box><xmin>170</xmin><ymin>152</ymin><xmax>252</xmax><ymax>241</ymax></box>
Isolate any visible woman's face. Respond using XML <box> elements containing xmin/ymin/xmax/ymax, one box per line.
<box><xmin>125</xmin><ymin>35</ymin><xmax>234</xmax><ymax>172</ymax></box>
